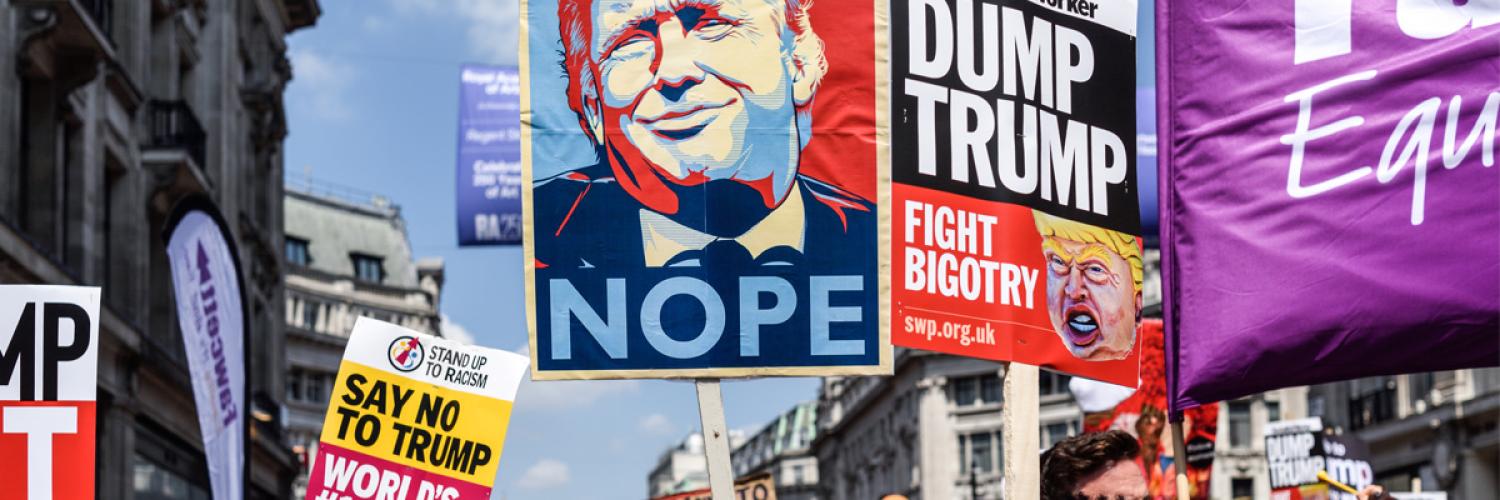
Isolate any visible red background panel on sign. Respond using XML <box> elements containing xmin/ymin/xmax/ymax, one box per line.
<box><xmin>892</xmin><ymin>184</ymin><xmax>1139</xmax><ymax>386</ymax></box>
<box><xmin>306</xmin><ymin>442</ymin><xmax>492</xmax><ymax>500</ymax></box>
<box><xmin>0</xmin><ymin>401</ymin><xmax>96</xmax><ymax>500</ymax></box>
<box><xmin>794</xmin><ymin>1</ymin><xmax>877</xmax><ymax>201</ymax></box>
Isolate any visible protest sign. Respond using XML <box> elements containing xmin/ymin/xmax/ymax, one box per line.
<box><xmin>1072</xmin><ymin>319</ymin><xmax>1218</xmax><ymax>498</ymax></box>
<box><xmin>304</xmin><ymin>318</ymin><xmax>528</xmax><ymax>500</ymax></box>
<box><xmin>456</xmin><ymin>65</ymin><xmax>524</xmax><ymax>245</ymax></box>
<box><xmin>1265</xmin><ymin>418</ymin><xmax>1374</xmax><ymax>500</ymax></box>
<box><xmin>891</xmin><ymin>0</ymin><xmax>1142</xmax><ymax>386</ymax></box>
<box><xmin>0</xmin><ymin>285</ymin><xmax>99</xmax><ymax>500</ymax></box>
<box><xmin>1158</xmin><ymin>0</ymin><xmax>1500</xmax><ymax>411</ymax></box>
<box><xmin>652</xmin><ymin>474</ymin><xmax>777</xmax><ymax>500</ymax></box>
<box><xmin>520</xmin><ymin>0</ymin><xmax>892</xmax><ymax>379</ymax></box>
<box><xmin>166</xmin><ymin>201</ymin><xmax>247</xmax><ymax>500</ymax></box>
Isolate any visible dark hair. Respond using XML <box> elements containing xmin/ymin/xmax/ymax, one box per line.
<box><xmin>1040</xmin><ymin>430</ymin><xmax>1141</xmax><ymax>499</ymax></box>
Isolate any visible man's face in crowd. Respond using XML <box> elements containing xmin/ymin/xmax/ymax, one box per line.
<box><xmin>588</xmin><ymin>0</ymin><xmax>804</xmax><ymax>211</ymax></box>
<box><xmin>1074</xmin><ymin>460</ymin><xmax>1149</xmax><ymax>499</ymax></box>
<box><xmin>1042</xmin><ymin>236</ymin><xmax>1139</xmax><ymax>361</ymax></box>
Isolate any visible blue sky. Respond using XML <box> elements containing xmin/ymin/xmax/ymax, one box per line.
<box><xmin>282</xmin><ymin>1</ymin><xmax>820</xmax><ymax>498</ymax></box>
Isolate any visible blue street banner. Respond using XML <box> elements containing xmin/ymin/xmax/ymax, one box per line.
<box><xmin>520</xmin><ymin>0</ymin><xmax>893</xmax><ymax>379</ymax></box>
<box><xmin>456</xmin><ymin>65</ymin><xmax>523</xmax><ymax>246</ymax></box>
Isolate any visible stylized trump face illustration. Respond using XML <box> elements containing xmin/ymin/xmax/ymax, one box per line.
<box><xmin>1033</xmin><ymin>212</ymin><xmax>1143</xmax><ymax>361</ymax></box>
<box><xmin>560</xmin><ymin>0</ymin><xmax>827</xmax><ymax>236</ymax></box>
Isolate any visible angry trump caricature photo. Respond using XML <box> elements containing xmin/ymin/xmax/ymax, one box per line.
<box><xmin>1034</xmin><ymin>211</ymin><xmax>1142</xmax><ymax>362</ymax></box>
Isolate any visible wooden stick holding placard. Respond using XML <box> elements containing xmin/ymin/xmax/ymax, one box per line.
<box><xmin>1171</xmin><ymin>420</ymin><xmax>1191</xmax><ymax>500</ymax></box>
<box><xmin>696</xmin><ymin>378</ymin><xmax>735</xmax><ymax>500</ymax></box>
<box><xmin>1002</xmin><ymin>363</ymin><xmax>1040</xmax><ymax>498</ymax></box>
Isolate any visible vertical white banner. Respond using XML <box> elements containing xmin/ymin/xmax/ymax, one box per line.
<box><xmin>166</xmin><ymin>210</ymin><xmax>245</xmax><ymax>500</ymax></box>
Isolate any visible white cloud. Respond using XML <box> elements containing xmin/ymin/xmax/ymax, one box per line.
<box><xmin>517</xmin><ymin>459</ymin><xmax>571</xmax><ymax>490</ymax></box>
<box><xmin>289</xmin><ymin>49</ymin><xmax>354</xmax><ymax>120</ymax></box>
<box><xmin>510</xmin><ymin>345</ymin><xmax>641</xmax><ymax>411</ymax></box>
<box><xmin>638</xmin><ymin>413</ymin><xmax>674</xmax><ymax>435</ymax></box>
<box><xmin>439</xmin><ymin>314</ymin><xmax>476</xmax><ymax>345</ymax></box>
<box><xmin>390</xmin><ymin>0</ymin><xmax>518</xmax><ymax>64</ymax></box>
<box><xmin>519</xmin><ymin>371</ymin><xmax>641</xmax><ymax>411</ymax></box>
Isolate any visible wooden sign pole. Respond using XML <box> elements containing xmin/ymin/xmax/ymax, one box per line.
<box><xmin>696</xmin><ymin>378</ymin><xmax>735</xmax><ymax>500</ymax></box>
<box><xmin>1002</xmin><ymin>363</ymin><xmax>1040</xmax><ymax>499</ymax></box>
<box><xmin>1171</xmin><ymin>420</ymin><xmax>1191</xmax><ymax>500</ymax></box>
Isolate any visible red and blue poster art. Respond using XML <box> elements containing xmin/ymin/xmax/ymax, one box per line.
<box><xmin>890</xmin><ymin>0</ymin><xmax>1143</xmax><ymax>387</ymax></box>
<box><xmin>1159</xmin><ymin>1</ymin><xmax>1499</xmax><ymax>411</ymax></box>
<box><xmin>521</xmin><ymin>0</ymin><xmax>892</xmax><ymax>379</ymax></box>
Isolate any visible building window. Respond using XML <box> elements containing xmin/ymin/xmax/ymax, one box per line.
<box><xmin>959</xmin><ymin>431</ymin><xmax>997</xmax><ymax>476</ymax></box>
<box><xmin>132</xmin><ymin>440</ymin><xmax>210</xmax><ymax>500</ymax></box>
<box><xmin>286</xmin><ymin>370</ymin><xmax>332</xmax><ymax>404</ymax></box>
<box><xmin>1231</xmin><ymin>478</ymin><xmax>1254</xmax><ymax>500</ymax></box>
<box><xmin>1349</xmin><ymin>377</ymin><xmax>1398</xmax><ymax>430</ymax></box>
<box><xmin>1040</xmin><ymin>370</ymin><xmax>1072</xmax><ymax>396</ymax></box>
<box><xmin>951</xmin><ymin>377</ymin><xmax>977</xmax><ymax>406</ymax></box>
<box><xmin>971</xmin><ymin>432</ymin><xmax>993</xmax><ymax>474</ymax></box>
<box><xmin>352</xmin><ymin>253</ymin><xmax>384</xmax><ymax>283</ymax></box>
<box><xmin>980</xmin><ymin>375</ymin><xmax>1001</xmax><ymax>405</ymax></box>
<box><xmin>790</xmin><ymin>464</ymin><xmax>804</xmax><ymax>485</ymax></box>
<box><xmin>1410</xmin><ymin>372</ymin><xmax>1435</xmax><ymax>408</ymax></box>
<box><xmin>1266</xmin><ymin>400</ymin><xmax>1281</xmax><ymax>422</ymax></box>
<box><xmin>286</xmin><ymin>368</ymin><xmax>302</xmax><ymax>402</ymax></box>
<box><xmin>1229</xmin><ymin>401</ymin><xmax>1252</xmax><ymax>448</ymax></box>
<box><xmin>133</xmin><ymin>456</ymin><xmax>210</xmax><ymax>500</ymax></box>
<box><xmin>286</xmin><ymin>237</ymin><xmax>310</xmax><ymax>266</ymax></box>
<box><xmin>1041</xmin><ymin>421</ymin><xmax>1077</xmax><ymax>449</ymax></box>
<box><xmin>299</xmin><ymin>298</ymin><xmax>324</xmax><ymax>332</ymax></box>
<box><xmin>305</xmin><ymin>372</ymin><xmax>327</xmax><ymax>404</ymax></box>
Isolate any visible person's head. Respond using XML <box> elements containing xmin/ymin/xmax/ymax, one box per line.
<box><xmin>558</xmin><ymin>0</ymin><xmax>828</xmax><ymax>235</ymax></box>
<box><xmin>1135</xmin><ymin>406</ymin><xmax>1166</xmax><ymax>459</ymax></box>
<box><xmin>1033</xmin><ymin>211</ymin><xmax>1143</xmax><ymax>361</ymax></box>
<box><xmin>1041</xmin><ymin>430</ymin><xmax>1148</xmax><ymax>500</ymax></box>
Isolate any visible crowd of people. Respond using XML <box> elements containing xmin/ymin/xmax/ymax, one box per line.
<box><xmin>1037</xmin><ymin>431</ymin><xmax>1395</xmax><ymax>500</ymax></box>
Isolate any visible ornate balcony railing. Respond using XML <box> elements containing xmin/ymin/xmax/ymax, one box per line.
<box><xmin>146</xmin><ymin>99</ymin><xmax>207</xmax><ymax>167</ymax></box>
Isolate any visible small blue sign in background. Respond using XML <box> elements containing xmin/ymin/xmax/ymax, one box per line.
<box><xmin>456</xmin><ymin>65</ymin><xmax>523</xmax><ymax>246</ymax></box>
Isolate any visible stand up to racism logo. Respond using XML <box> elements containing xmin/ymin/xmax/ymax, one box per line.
<box><xmin>388</xmin><ymin>336</ymin><xmax>425</xmax><ymax>373</ymax></box>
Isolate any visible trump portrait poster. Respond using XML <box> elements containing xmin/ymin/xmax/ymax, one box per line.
<box><xmin>304</xmin><ymin>318</ymin><xmax>528</xmax><ymax>500</ymax></box>
<box><xmin>891</xmin><ymin>0</ymin><xmax>1142</xmax><ymax>387</ymax></box>
<box><xmin>521</xmin><ymin>0</ymin><xmax>893</xmax><ymax>379</ymax></box>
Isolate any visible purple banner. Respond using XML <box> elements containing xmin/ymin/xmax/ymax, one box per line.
<box><xmin>456</xmin><ymin>65</ymin><xmax>522</xmax><ymax>245</ymax></box>
<box><xmin>1159</xmin><ymin>2</ymin><xmax>1499</xmax><ymax>411</ymax></box>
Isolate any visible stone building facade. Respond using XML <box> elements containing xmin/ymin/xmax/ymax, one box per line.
<box><xmin>1210</xmin><ymin>387</ymin><xmax>1310</xmax><ymax>500</ymax></box>
<box><xmin>281</xmin><ymin>183</ymin><xmax>445</xmax><ymax>497</ymax></box>
<box><xmin>650</xmin><ymin>431</ymin><xmax>749</xmax><ymax>499</ymax></box>
<box><xmin>1303</xmin><ymin>369</ymin><xmax>1500</xmax><ymax>500</ymax></box>
<box><xmin>0</xmin><ymin>0</ymin><xmax>318</xmax><ymax>498</ymax></box>
<box><xmin>813</xmin><ymin>350</ymin><xmax>1080</xmax><ymax>500</ymax></box>
<box><xmin>732</xmin><ymin>401</ymin><xmax>821</xmax><ymax>500</ymax></box>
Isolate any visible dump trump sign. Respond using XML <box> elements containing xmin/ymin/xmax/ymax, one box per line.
<box><xmin>0</xmin><ymin>285</ymin><xmax>99</xmax><ymax>500</ymax></box>
<box><xmin>305</xmin><ymin>318</ymin><xmax>528</xmax><ymax>500</ymax></box>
